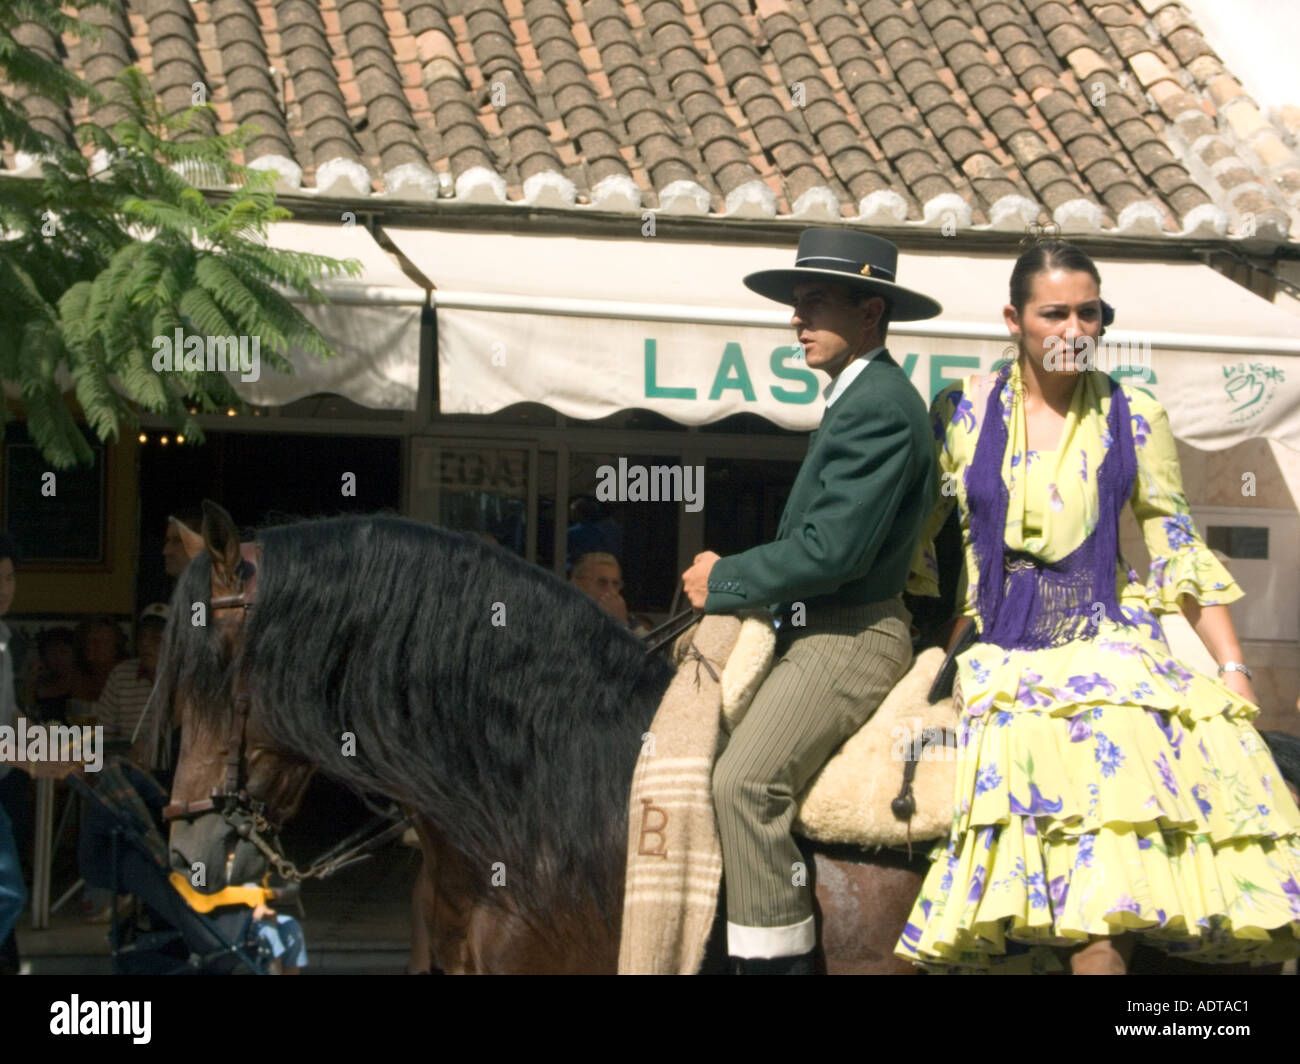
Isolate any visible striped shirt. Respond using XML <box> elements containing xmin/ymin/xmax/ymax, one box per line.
<box><xmin>94</xmin><ymin>659</ymin><xmax>157</xmax><ymax>753</ymax></box>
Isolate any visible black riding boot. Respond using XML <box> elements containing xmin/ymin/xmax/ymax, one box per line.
<box><xmin>733</xmin><ymin>951</ymin><xmax>816</xmax><ymax>975</ymax></box>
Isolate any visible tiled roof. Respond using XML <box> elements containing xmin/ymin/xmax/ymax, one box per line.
<box><xmin>6</xmin><ymin>0</ymin><xmax>1299</xmax><ymax>241</ymax></box>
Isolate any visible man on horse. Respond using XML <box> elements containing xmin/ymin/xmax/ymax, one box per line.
<box><xmin>681</xmin><ymin>229</ymin><xmax>941</xmax><ymax>974</ymax></box>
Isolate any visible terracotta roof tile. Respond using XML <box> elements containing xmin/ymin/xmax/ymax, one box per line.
<box><xmin>913</xmin><ymin>1</ymin><xmax>1043</xmax><ymax>222</ymax></box>
<box><xmin>941</xmin><ymin>126</ymin><xmax>988</xmax><ymax>163</ymax></box>
<box><xmin>910</xmin><ymin>169</ymin><xmax>957</xmax><ymax>206</ymax></box>
<box><xmin>140</xmin><ymin>0</ymin><xmax>218</xmax><ymax>140</ymax></box>
<box><xmin>640</xmin><ymin>0</ymin><xmax>767</xmax><ymax>206</ymax></box>
<box><xmin>13</xmin><ymin>0</ymin><xmax>1276</xmax><ymax>234</ymax></box>
<box><xmin>1084</xmin><ymin>4</ymin><xmax>1289</xmax><ymax>231</ymax></box>
<box><xmin>989</xmin><ymin>3</ymin><xmax>1218</xmax><ymax>231</ymax></box>
<box><xmin>274</xmin><ymin>1</ymin><xmax>368</xmax><ymax>183</ymax></box>
<box><xmin>1050</xmin><ymin>109</ymin><xmax>1098</xmax><ymax>145</ymax></box>
<box><xmin>821</xmin><ymin>0</ymin><xmax>972</xmax><ymax>219</ymax></box>
<box><xmin>977</xmin><ymin>1</ymin><xmax>1021</xmax><ymax>32</ymax></box>
<box><xmin>763</xmin><ymin>28</ymin><xmax>891</xmax><ymax>207</ymax></box>
<box><xmin>601</xmin><ymin>14</ymin><xmax>698</xmax><ymax>193</ymax></box>
<box><xmin>971</xmin><ymin>84</ymin><xmax>1018</xmax><ymax>115</ymax></box>
<box><xmin>523</xmin><ymin>0</ymin><xmax>634</xmax><ymax>200</ymax></box>
<box><xmin>1144</xmin><ymin>2</ymin><xmax>1300</xmax><ymax>220</ymax></box>
<box><xmin>463</xmin><ymin>6</ymin><xmax>566</xmax><ymax>194</ymax></box>
<box><xmin>199</xmin><ymin>1</ymin><xmax>288</xmax><ymax>166</ymax></box>
<box><xmin>925</xmin><ymin>102</ymin><xmax>969</xmax><ymax>140</ymax></box>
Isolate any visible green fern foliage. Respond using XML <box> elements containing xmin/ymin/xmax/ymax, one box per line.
<box><xmin>2</xmin><ymin>1</ymin><xmax>361</xmax><ymax>467</ymax></box>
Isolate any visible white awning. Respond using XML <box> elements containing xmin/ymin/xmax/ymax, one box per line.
<box><xmin>230</xmin><ymin>222</ymin><xmax>425</xmax><ymax>410</ymax></box>
<box><xmin>384</xmin><ymin>226</ymin><xmax>1300</xmax><ymax>450</ymax></box>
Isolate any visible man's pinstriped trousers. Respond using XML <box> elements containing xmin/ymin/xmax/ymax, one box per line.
<box><xmin>712</xmin><ymin>596</ymin><xmax>913</xmax><ymax>959</ymax></box>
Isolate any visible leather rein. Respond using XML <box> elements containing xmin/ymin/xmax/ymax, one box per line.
<box><xmin>161</xmin><ymin>544</ymin><xmax>410</xmax><ymax>884</ymax></box>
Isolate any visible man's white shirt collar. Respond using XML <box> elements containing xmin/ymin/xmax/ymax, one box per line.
<box><xmin>823</xmin><ymin>346</ymin><xmax>885</xmax><ymax>408</ymax></box>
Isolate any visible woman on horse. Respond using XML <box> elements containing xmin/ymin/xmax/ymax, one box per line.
<box><xmin>896</xmin><ymin>239</ymin><xmax>1300</xmax><ymax>973</ymax></box>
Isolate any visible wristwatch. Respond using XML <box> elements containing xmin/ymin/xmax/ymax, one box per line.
<box><xmin>1217</xmin><ymin>661</ymin><xmax>1253</xmax><ymax>681</ymax></box>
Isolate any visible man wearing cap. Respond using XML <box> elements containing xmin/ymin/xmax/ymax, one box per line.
<box><xmin>681</xmin><ymin>229</ymin><xmax>941</xmax><ymax>974</ymax></box>
<box><xmin>92</xmin><ymin>605</ymin><xmax>170</xmax><ymax>770</ymax></box>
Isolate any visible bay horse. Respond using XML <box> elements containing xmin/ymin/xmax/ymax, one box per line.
<box><xmin>154</xmin><ymin>502</ymin><xmax>926</xmax><ymax>974</ymax></box>
<box><xmin>156</xmin><ymin>503</ymin><xmax>1299</xmax><ymax>974</ymax></box>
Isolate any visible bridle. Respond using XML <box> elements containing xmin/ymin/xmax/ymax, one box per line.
<box><xmin>162</xmin><ymin>541</ymin><xmax>410</xmax><ymax>884</ymax></box>
<box><xmin>162</xmin><ymin>542</ymin><xmax>260</xmax><ymax>826</ymax></box>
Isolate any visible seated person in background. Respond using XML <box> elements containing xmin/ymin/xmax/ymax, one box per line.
<box><xmin>249</xmin><ymin>895</ymin><xmax>308</xmax><ymax>974</ymax></box>
<box><xmin>70</xmin><ymin>616</ymin><xmax>127</xmax><ymax>704</ymax></box>
<box><xmin>570</xmin><ymin>553</ymin><xmax>652</xmax><ymax>637</ymax></box>
<box><xmin>21</xmin><ymin>627</ymin><xmax>78</xmax><ymax>722</ymax></box>
<box><xmin>93</xmin><ymin>606</ymin><xmax>167</xmax><ymax>761</ymax></box>
<box><xmin>79</xmin><ymin>605</ymin><xmax>168</xmax><ymax>921</ymax></box>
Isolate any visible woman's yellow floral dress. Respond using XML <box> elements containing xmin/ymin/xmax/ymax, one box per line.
<box><xmin>896</xmin><ymin>361</ymin><xmax>1300</xmax><ymax>972</ymax></box>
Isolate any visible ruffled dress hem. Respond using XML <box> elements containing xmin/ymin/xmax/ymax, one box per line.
<box><xmin>895</xmin><ymin>617</ymin><xmax>1300</xmax><ymax>973</ymax></box>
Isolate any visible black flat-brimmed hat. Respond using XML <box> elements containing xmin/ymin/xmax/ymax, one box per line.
<box><xmin>744</xmin><ymin>228</ymin><xmax>942</xmax><ymax>321</ymax></box>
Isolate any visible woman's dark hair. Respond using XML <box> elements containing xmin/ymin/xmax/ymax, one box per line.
<box><xmin>1009</xmin><ymin>240</ymin><xmax>1102</xmax><ymax>316</ymax></box>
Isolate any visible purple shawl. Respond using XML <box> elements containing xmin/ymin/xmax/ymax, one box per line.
<box><xmin>965</xmin><ymin>364</ymin><xmax>1137</xmax><ymax>650</ymax></box>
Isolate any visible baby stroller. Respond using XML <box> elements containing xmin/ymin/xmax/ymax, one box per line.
<box><xmin>66</xmin><ymin>765</ymin><xmax>274</xmax><ymax>975</ymax></box>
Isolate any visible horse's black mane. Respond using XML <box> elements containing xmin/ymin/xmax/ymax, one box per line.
<box><xmin>156</xmin><ymin>515</ymin><xmax>674</xmax><ymax>920</ymax></box>
<box><xmin>1260</xmin><ymin>731</ymin><xmax>1300</xmax><ymax>793</ymax></box>
<box><xmin>152</xmin><ymin>553</ymin><xmax>235</xmax><ymax>737</ymax></box>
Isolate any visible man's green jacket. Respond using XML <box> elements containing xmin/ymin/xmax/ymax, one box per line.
<box><xmin>704</xmin><ymin>350</ymin><xmax>938</xmax><ymax>615</ymax></box>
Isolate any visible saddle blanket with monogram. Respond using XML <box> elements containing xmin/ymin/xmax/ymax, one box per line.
<box><xmin>618</xmin><ymin>613</ymin><xmax>959</xmax><ymax>974</ymax></box>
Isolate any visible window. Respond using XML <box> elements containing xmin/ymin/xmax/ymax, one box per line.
<box><xmin>1190</xmin><ymin>507</ymin><xmax>1297</xmax><ymax>643</ymax></box>
<box><xmin>3</xmin><ymin>424</ymin><xmax>106</xmax><ymax>564</ymax></box>
<box><xmin>1205</xmin><ymin>525</ymin><xmax>1268</xmax><ymax>560</ymax></box>
<box><xmin>410</xmin><ymin>441</ymin><xmax>535</xmax><ymax>559</ymax></box>
<box><xmin>566</xmin><ymin>452</ymin><xmax>682</xmax><ymax>613</ymax></box>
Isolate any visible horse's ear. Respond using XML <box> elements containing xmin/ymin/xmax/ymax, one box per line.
<box><xmin>169</xmin><ymin>515</ymin><xmax>205</xmax><ymax>560</ymax></box>
<box><xmin>201</xmin><ymin>500</ymin><xmax>243</xmax><ymax>590</ymax></box>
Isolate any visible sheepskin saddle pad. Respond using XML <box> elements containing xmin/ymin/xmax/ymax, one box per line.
<box><xmin>726</xmin><ymin>618</ymin><xmax>962</xmax><ymax>849</ymax></box>
<box><xmin>618</xmin><ymin>615</ymin><xmax>960</xmax><ymax>973</ymax></box>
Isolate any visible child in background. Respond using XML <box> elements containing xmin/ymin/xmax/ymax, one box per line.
<box><xmin>249</xmin><ymin>892</ymin><xmax>308</xmax><ymax>974</ymax></box>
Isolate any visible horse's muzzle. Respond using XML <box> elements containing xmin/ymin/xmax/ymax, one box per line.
<box><xmin>169</xmin><ymin>810</ymin><xmax>273</xmax><ymax>898</ymax></box>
